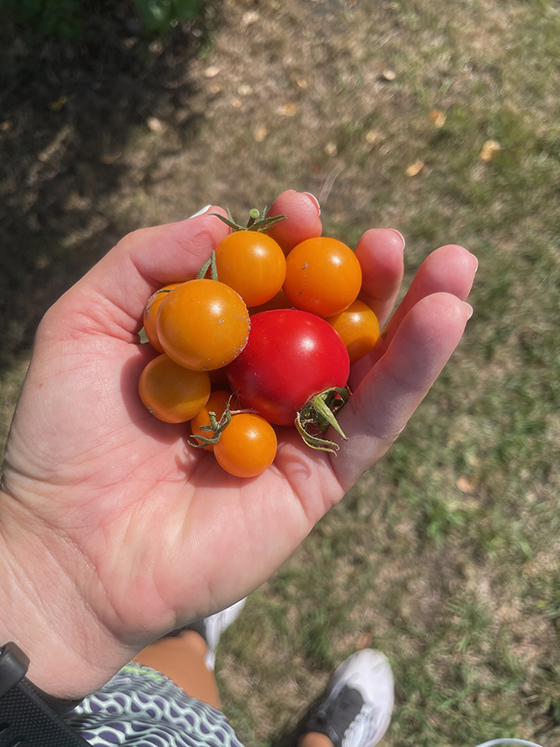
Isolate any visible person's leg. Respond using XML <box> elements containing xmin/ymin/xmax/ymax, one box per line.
<box><xmin>134</xmin><ymin>629</ymin><xmax>221</xmax><ymax>708</ymax></box>
<box><xmin>132</xmin><ymin>598</ymin><xmax>247</xmax><ymax>709</ymax></box>
<box><xmin>300</xmin><ymin>649</ymin><xmax>394</xmax><ymax>747</ymax></box>
<box><xmin>299</xmin><ymin>733</ymin><xmax>336</xmax><ymax>747</ymax></box>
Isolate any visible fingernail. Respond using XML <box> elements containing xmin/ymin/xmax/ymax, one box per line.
<box><xmin>389</xmin><ymin>229</ymin><xmax>406</xmax><ymax>250</ymax></box>
<box><xmin>463</xmin><ymin>302</ymin><xmax>474</xmax><ymax>320</ymax></box>
<box><xmin>302</xmin><ymin>192</ymin><xmax>321</xmax><ymax>215</ymax></box>
<box><xmin>471</xmin><ymin>253</ymin><xmax>479</xmax><ymax>273</ymax></box>
<box><xmin>188</xmin><ymin>205</ymin><xmax>211</xmax><ymax>219</ymax></box>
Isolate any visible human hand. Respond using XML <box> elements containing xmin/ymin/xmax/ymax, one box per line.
<box><xmin>0</xmin><ymin>190</ymin><xmax>476</xmax><ymax>698</ymax></box>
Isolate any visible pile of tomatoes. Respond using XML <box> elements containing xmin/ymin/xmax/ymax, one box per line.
<box><xmin>138</xmin><ymin>208</ymin><xmax>380</xmax><ymax>478</ymax></box>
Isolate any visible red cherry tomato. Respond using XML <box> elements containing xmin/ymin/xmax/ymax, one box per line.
<box><xmin>214</xmin><ymin>413</ymin><xmax>277</xmax><ymax>478</ymax></box>
<box><xmin>283</xmin><ymin>237</ymin><xmax>362</xmax><ymax>317</ymax></box>
<box><xmin>325</xmin><ymin>300</ymin><xmax>380</xmax><ymax>365</ymax></box>
<box><xmin>215</xmin><ymin>231</ymin><xmax>286</xmax><ymax>308</ymax></box>
<box><xmin>226</xmin><ymin>309</ymin><xmax>350</xmax><ymax>426</ymax></box>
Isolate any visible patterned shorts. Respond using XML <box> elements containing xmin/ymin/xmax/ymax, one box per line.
<box><xmin>65</xmin><ymin>663</ymin><xmax>245</xmax><ymax>747</ymax></box>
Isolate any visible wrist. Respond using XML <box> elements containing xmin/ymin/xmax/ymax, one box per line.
<box><xmin>0</xmin><ymin>490</ymin><xmax>133</xmax><ymax>700</ymax></box>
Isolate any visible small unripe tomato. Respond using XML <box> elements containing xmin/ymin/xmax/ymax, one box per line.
<box><xmin>283</xmin><ymin>237</ymin><xmax>362</xmax><ymax>317</ymax></box>
<box><xmin>157</xmin><ymin>279</ymin><xmax>250</xmax><ymax>371</ymax></box>
<box><xmin>190</xmin><ymin>390</ymin><xmax>238</xmax><ymax>452</ymax></box>
<box><xmin>139</xmin><ymin>354</ymin><xmax>211</xmax><ymax>423</ymax></box>
<box><xmin>143</xmin><ymin>283</ymin><xmax>183</xmax><ymax>352</ymax></box>
<box><xmin>215</xmin><ymin>231</ymin><xmax>286</xmax><ymax>308</ymax></box>
<box><xmin>214</xmin><ymin>413</ymin><xmax>277</xmax><ymax>478</ymax></box>
<box><xmin>325</xmin><ymin>300</ymin><xmax>380</xmax><ymax>365</ymax></box>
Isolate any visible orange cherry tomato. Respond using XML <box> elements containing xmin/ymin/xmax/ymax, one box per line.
<box><xmin>215</xmin><ymin>231</ymin><xmax>286</xmax><ymax>308</ymax></box>
<box><xmin>325</xmin><ymin>300</ymin><xmax>380</xmax><ymax>365</ymax></box>
<box><xmin>283</xmin><ymin>237</ymin><xmax>362</xmax><ymax>318</ymax></box>
<box><xmin>214</xmin><ymin>413</ymin><xmax>277</xmax><ymax>478</ymax></box>
<box><xmin>139</xmin><ymin>354</ymin><xmax>211</xmax><ymax>423</ymax></box>
<box><xmin>190</xmin><ymin>390</ymin><xmax>237</xmax><ymax>452</ymax></box>
<box><xmin>143</xmin><ymin>283</ymin><xmax>183</xmax><ymax>353</ymax></box>
<box><xmin>157</xmin><ymin>279</ymin><xmax>250</xmax><ymax>371</ymax></box>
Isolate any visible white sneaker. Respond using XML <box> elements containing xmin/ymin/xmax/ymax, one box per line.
<box><xmin>303</xmin><ymin>650</ymin><xmax>394</xmax><ymax>747</ymax></box>
<box><xmin>201</xmin><ymin>598</ymin><xmax>247</xmax><ymax>670</ymax></box>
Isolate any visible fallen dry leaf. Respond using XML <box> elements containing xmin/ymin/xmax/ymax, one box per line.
<box><xmin>204</xmin><ymin>66</ymin><xmax>221</xmax><ymax>78</ymax></box>
<box><xmin>238</xmin><ymin>84</ymin><xmax>253</xmax><ymax>96</ymax></box>
<box><xmin>231</xmin><ymin>97</ymin><xmax>243</xmax><ymax>109</ymax></box>
<box><xmin>325</xmin><ymin>142</ymin><xmax>338</xmax><ymax>156</ymax></box>
<box><xmin>253</xmin><ymin>125</ymin><xmax>268</xmax><ymax>142</ymax></box>
<box><xmin>149</xmin><ymin>41</ymin><xmax>163</xmax><ymax>55</ymax></box>
<box><xmin>365</xmin><ymin>130</ymin><xmax>378</xmax><ymax>144</ymax></box>
<box><xmin>209</xmin><ymin>83</ymin><xmax>223</xmax><ymax>94</ymax></box>
<box><xmin>100</xmin><ymin>153</ymin><xmax>119</xmax><ymax>164</ymax></box>
<box><xmin>147</xmin><ymin>117</ymin><xmax>165</xmax><ymax>133</ymax></box>
<box><xmin>429</xmin><ymin>109</ymin><xmax>447</xmax><ymax>128</ymax></box>
<box><xmin>277</xmin><ymin>103</ymin><xmax>297</xmax><ymax>117</ymax></box>
<box><xmin>49</xmin><ymin>96</ymin><xmax>68</xmax><ymax>112</ymax></box>
<box><xmin>406</xmin><ymin>159</ymin><xmax>424</xmax><ymax>176</ymax></box>
<box><xmin>480</xmin><ymin>139</ymin><xmax>501</xmax><ymax>162</ymax></box>
<box><xmin>382</xmin><ymin>69</ymin><xmax>396</xmax><ymax>81</ymax></box>
<box><xmin>242</xmin><ymin>11</ymin><xmax>260</xmax><ymax>26</ymax></box>
<box><xmin>457</xmin><ymin>476</ymin><xmax>476</xmax><ymax>493</ymax></box>
<box><xmin>356</xmin><ymin>632</ymin><xmax>372</xmax><ymax>649</ymax></box>
<box><xmin>0</xmin><ymin>121</ymin><xmax>12</xmax><ymax>132</ymax></box>
<box><xmin>295</xmin><ymin>77</ymin><xmax>309</xmax><ymax>89</ymax></box>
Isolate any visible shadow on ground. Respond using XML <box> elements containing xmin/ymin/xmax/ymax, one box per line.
<box><xmin>0</xmin><ymin>2</ymin><xmax>220</xmax><ymax>372</ymax></box>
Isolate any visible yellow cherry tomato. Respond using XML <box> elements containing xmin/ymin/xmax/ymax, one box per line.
<box><xmin>139</xmin><ymin>354</ymin><xmax>211</xmax><ymax>423</ymax></box>
<box><xmin>143</xmin><ymin>283</ymin><xmax>183</xmax><ymax>353</ymax></box>
<box><xmin>283</xmin><ymin>237</ymin><xmax>362</xmax><ymax>317</ymax></box>
<box><xmin>157</xmin><ymin>279</ymin><xmax>250</xmax><ymax>371</ymax></box>
<box><xmin>215</xmin><ymin>231</ymin><xmax>287</xmax><ymax>308</ymax></box>
<box><xmin>325</xmin><ymin>300</ymin><xmax>380</xmax><ymax>365</ymax></box>
<box><xmin>190</xmin><ymin>390</ymin><xmax>238</xmax><ymax>452</ymax></box>
<box><xmin>214</xmin><ymin>413</ymin><xmax>277</xmax><ymax>478</ymax></box>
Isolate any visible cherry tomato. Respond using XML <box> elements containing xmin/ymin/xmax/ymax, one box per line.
<box><xmin>325</xmin><ymin>300</ymin><xmax>380</xmax><ymax>365</ymax></box>
<box><xmin>139</xmin><ymin>354</ymin><xmax>210</xmax><ymax>423</ymax></box>
<box><xmin>283</xmin><ymin>237</ymin><xmax>362</xmax><ymax>317</ymax></box>
<box><xmin>190</xmin><ymin>390</ymin><xmax>237</xmax><ymax>452</ymax></box>
<box><xmin>214</xmin><ymin>413</ymin><xmax>277</xmax><ymax>478</ymax></box>
<box><xmin>226</xmin><ymin>309</ymin><xmax>350</xmax><ymax>426</ymax></box>
<box><xmin>157</xmin><ymin>279</ymin><xmax>250</xmax><ymax>371</ymax></box>
<box><xmin>143</xmin><ymin>283</ymin><xmax>183</xmax><ymax>353</ymax></box>
<box><xmin>215</xmin><ymin>231</ymin><xmax>286</xmax><ymax>308</ymax></box>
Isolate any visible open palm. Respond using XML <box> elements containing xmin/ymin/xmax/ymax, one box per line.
<box><xmin>0</xmin><ymin>190</ymin><xmax>476</xmax><ymax>698</ymax></box>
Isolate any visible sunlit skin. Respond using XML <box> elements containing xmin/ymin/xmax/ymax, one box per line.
<box><xmin>0</xmin><ymin>191</ymin><xmax>477</xmax><ymax>701</ymax></box>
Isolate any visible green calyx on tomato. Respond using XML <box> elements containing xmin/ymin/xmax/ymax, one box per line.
<box><xmin>210</xmin><ymin>207</ymin><xmax>287</xmax><ymax>233</ymax></box>
<box><xmin>295</xmin><ymin>387</ymin><xmax>350</xmax><ymax>453</ymax></box>
<box><xmin>188</xmin><ymin>393</ymin><xmax>236</xmax><ymax>448</ymax></box>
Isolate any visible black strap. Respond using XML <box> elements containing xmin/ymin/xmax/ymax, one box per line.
<box><xmin>0</xmin><ymin>643</ymin><xmax>89</xmax><ymax>746</ymax></box>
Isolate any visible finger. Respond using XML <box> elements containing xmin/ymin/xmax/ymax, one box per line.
<box><xmin>355</xmin><ymin>229</ymin><xmax>405</xmax><ymax>327</ymax></box>
<box><xmin>333</xmin><ymin>293</ymin><xmax>473</xmax><ymax>490</ymax></box>
<box><xmin>350</xmin><ymin>244</ymin><xmax>477</xmax><ymax>388</ymax></box>
<box><xmin>266</xmin><ymin>190</ymin><xmax>322</xmax><ymax>254</ymax></box>
<box><xmin>44</xmin><ymin>208</ymin><xmax>231</xmax><ymax>340</ymax></box>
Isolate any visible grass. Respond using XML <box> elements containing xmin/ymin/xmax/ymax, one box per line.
<box><xmin>1</xmin><ymin>0</ymin><xmax>560</xmax><ymax>745</ymax></box>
